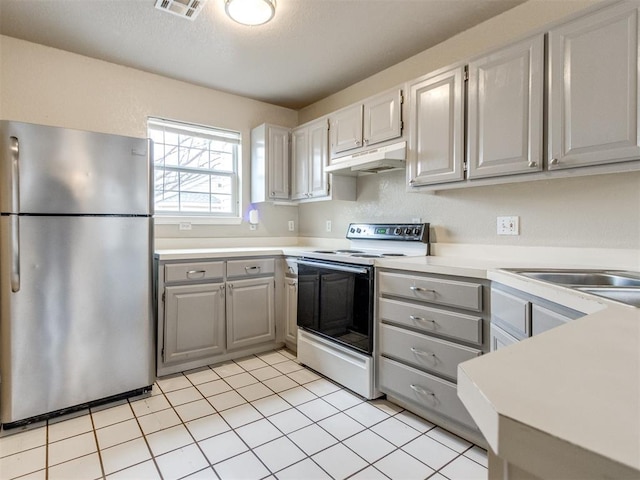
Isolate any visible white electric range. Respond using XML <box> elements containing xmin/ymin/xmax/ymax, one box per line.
<box><xmin>296</xmin><ymin>223</ymin><xmax>430</xmax><ymax>399</ymax></box>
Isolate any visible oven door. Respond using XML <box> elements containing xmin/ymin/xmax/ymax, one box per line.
<box><xmin>296</xmin><ymin>259</ymin><xmax>373</xmax><ymax>354</ymax></box>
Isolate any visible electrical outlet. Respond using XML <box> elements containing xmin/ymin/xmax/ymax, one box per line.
<box><xmin>326</xmin><ymin>220</ymin><xmax>332</xmax><ymax>232</ymax></box>
<box><xmin>411</xmin><ymin>217</ymin><xmax>422</xmax><ymax>223</ymax></box>
<box><xmin>179</xmin><ymin>222</ymin><xmax>192</xmax><ymax>231</ymax></box>
<box><xmin>288</xmin><ymin>220</ymin><xmax>295</xmax><ymax>231</ymax></box>
<box><xmin>497</xmin><ymin>216</ymin><xmax>519</xmax><ymax>235</ymax></box>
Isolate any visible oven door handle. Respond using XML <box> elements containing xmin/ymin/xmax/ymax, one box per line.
<box><xmin>297</xmin><ymin>259</ymin><xmax>370</xmax><ymax>275</ymax></box>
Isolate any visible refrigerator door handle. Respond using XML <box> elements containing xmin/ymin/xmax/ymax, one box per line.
<box><xmin>11</xmin><ymin>215</ymin><xmax>20</xmax><ymax>293</ymax></box>
<box><xmin>10</xmin><ymin>136</ymin><xmax>20</xmax><ymax>213</ymax></box>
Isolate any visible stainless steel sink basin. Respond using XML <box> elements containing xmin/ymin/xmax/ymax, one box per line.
<box><xmin>505</xmin><ymin>269</ymin><xmax>640</xmax><ymax>308</ymax></box>
<box><xmin>508</xmin><ymin>269</ymin><xmax>640</xmax><ymax>287</ymax></box>
<box><xmin>575</xmin><ymin>287</ymin><xmax>640</xmax><ymax>308</ymax></box>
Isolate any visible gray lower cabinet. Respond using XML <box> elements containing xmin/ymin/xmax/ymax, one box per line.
<box><xmin>284</xmin><ymin>278</ymin><xmax>298</xmax><ymax>350</ymax></box>
<box><xmin>377</xmin><ymin>269</ymin><xmax>488</xmax><ymax>445</ymax></box>
<box><xmin>226</xmin><ymin>277</ymin><xmax>275</xmax><ymax>350</ymax></box>
<box><xmin>164</xmin><ymin>282</ymin><xmax>226</xmax><ymax>364</ymax></box>
<box><xmin>490</xmin><ymin>284</ymin><xmax>585</xmax><ymax>351</ymax></box>
<box><xmin>156</xmin><ymin>256</ymin><xmax>280</xmax><ymax>376</ymax></box>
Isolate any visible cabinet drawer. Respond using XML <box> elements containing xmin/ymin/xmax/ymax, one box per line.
<box><xmin>379</xmin><ymin>298</ymin><xmax>482</xmax><ymax>344</ymax></box>
<box><xmin>378</xmin><ymin>357</ymin><xmax>476</xmax><ymax>429</ymax></box>
<box><xmin>227</xmin><ymin>258</ymin><xmax>275</xmax><ymax>277</ymax></box>
<box><xmin>165</xmin><ymin>262</ymin><xmax>225</xmax><ymax>283</ymax></box>
<box><xmin>491</xmin><ymin>288</ymin><xmax>530</xmax><ymax>339</ymax></box>
<box><xmin>379</xmin><ymin>272</ymin><xmax>482</xmax><ymax>312</ymax></box>
<box><xmin>379</xmin><ymin>324</ymin><xmax>481</xmax><ymax>381</ymax></box>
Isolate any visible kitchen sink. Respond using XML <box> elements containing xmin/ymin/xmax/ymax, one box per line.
<box><xmin>507</xmin><ymin>269</ymin><xmax>640</xmax><ymax>287</ymax></box>
<box><xmin>505</xmin><ymin>269</ymin><xmax>640</xmax><ymax>308</ymax></box>
<box><xmin>575</xmin><ymin>287</ymin><xmax>640</xmax><ymax>308</ymax></box>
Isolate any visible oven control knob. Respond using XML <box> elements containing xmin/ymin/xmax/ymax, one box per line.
<box><xmin>413</xmin><ymin>227</ymin><xmax>421</xmax><ymax>236</ymax></box>
<box><xmin>350</xmin><ymin>227</ymin><xmax>355</xmax><ymax>234</ymax></box>
<box><xmin>394</xmin><ymin>227</ymin><xmax>402</xmax><ymax>235</ymax></box>
<box><xmin>404</xmin><ymin>227</ymin><xmax>412</xmax><ymax>235</ymax></box>
<box><xmin>356</xmin><ymin>228</ymin><xmax>362</xmax><ymax>233</ymax></box>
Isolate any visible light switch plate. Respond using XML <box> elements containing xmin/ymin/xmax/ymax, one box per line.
<box><xmin>326</xmin><ymin>220</ymin><xmax>332</xmax><ymax>232</ymax></box>
<box><xmin>497</xmin><ymin>216</ymin><xmax>519</xmax><ymax>235</ymax></box>
<box><xmin>288</xmin><ymin>220</ymin><xmax>295</xmax><ymax>231</ymax></box>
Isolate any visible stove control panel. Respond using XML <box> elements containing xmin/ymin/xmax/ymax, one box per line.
<box><xmin>346</xmin><ymin>223</ymin><xmax>429</xmax><ymax>242</ymax></box>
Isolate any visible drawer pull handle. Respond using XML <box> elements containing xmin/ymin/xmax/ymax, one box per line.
<box><xmin>410</xmin><ymin>384</ymin><xmax>435</xmax><ymax>396</ymax></box>
<box><xmin>409</xmin><ymin>315</ymin><xmax>435</xmax><ymax>323</ymax></box>
<box><xmin>410</xmin><ymin>347</ymin><xmax>436</xmax><ymax>358</ymax></box>
<box><xmin>245</xmin><ymin>266</ymin><xmax>261</xmax><ymax>272</ymax></box>
<box><xmin>186</xmin><ymin>270</ymin><xmax>206</xmax><ymax>278</ymax></box>
<box><xmin>410</xmin><ymin>286</ymin><xmax>435</xmax><ymax>293</ymax></box>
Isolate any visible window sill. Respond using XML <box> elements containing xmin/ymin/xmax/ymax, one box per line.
<box><xmin>154</xmin><ymin>216</ymin><xmax>243</xmax><ymax>226</ymax></box>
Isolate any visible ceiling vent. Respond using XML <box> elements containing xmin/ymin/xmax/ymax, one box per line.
<box><xmin>154</xmin><ymin>0</ymin><xmax>207</xmax><ymax>20</ymax></box>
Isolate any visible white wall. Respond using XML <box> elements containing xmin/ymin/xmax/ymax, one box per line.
<box><xmin>0</xmin><ymin>35</ymin><xmax>299</xmax><ymax>242</ymax></box>
<box><xmin>296</xmin><ymin>0</ymin><xmax>640</xmax><ymax>250</ymax></box>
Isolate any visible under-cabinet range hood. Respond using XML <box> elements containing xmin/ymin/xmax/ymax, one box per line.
<box><xmin>325</xmin><ymin>141</ymin><xmax>406</xmax><ymax>176</ymax></box>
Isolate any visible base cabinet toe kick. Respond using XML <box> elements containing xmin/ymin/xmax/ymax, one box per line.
<box><xmin>375</xmin><ymin>269</ymin><xmax>490</xmax><ymax>446</ymax></box>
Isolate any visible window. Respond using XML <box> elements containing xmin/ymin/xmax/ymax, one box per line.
<box><xmin>149</xmin><ymin>118</ymin><xmax>240</xmax><ymax>218</ymax></box>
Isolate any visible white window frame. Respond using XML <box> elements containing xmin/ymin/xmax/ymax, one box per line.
<box><xmin>149</xmin><ymin>117</ymin><xmax>242</xmax><ymax>225</ymax></box>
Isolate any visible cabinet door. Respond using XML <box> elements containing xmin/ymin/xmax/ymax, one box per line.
<box><xmin>548</xmin><ymin>2</ymin><xmax>640</xmax><ymax>169</ymax></box>
<box><xmin>490</xmin><ymin>324</ymin><xmax>519</xmax><ymax>352</ymax></box>
<box><xmin>226</xmin><ymin>277</ymin><xmax>275</xmax><ymax>350</ymax></box>
<box><xmin>467</xmin><ymin>35</ymin><xmax>544</xmax><ymax>178</ymax></box>
<box><xmin>407</xmin><ymin>66</ymin><xmax>465</xmax><ymax>186</ymax></box>
<box><xmin>330</xmin><ymin>104</ymin><xmax>364</xmax><ymax>157</ymax></box>
<box><xmin>164</xmin><ymin>283</ymin><xmax>225</xmax><ymax>363</ymax></box>
<box><xmin>531</xmin><ymin>304</ymin><xmax>572</xmax><ymax>336</ymax></box>
<box><xmin>363</xmin><ymin>89</ymin><xmax>403</xmax><ymax>147</ymax></box>
<box><xmin>284</xmin><ymin>278</ymin><xmax>298</xmax><ymax>348</ymax></box>
<box><xmin>308</xmin><ymin>119</ymin><xmax>329</xmax><ymax>198</ymax></box>
<box><xmin>291</xmin><ymin>127</ymin><xmax>309</xmax><ymax>200</ymax></box>
<box><xmin>267</xmin><ymin>125</ymin><xmax>290</xmax><ymax>199</ymax></box>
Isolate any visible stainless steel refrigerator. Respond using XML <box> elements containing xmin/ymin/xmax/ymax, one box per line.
<box><xmin>0</xmin><ymin>121</ymin><xmax>155</xmax><ymax>427</ymax></box>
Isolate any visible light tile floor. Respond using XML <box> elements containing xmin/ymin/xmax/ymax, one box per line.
<box><xmin>0</xmin><ymin>348</ymin><xmax>488</xmax><ymax>480</ymax></box>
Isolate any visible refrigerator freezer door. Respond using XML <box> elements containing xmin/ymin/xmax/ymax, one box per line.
<box><xmin>0</xmin><ymin>121</ymin><xmax>151</xmax><ymax>215</ymax></box>
<box><xmin>0</xmin><ymin>215</ymin><xmax>154</xmax><ymax>424</ymax></box>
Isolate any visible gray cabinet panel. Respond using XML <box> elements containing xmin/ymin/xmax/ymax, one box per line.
<box><xmin>284</xmin><ymin>278</ymin><xmax>298</xmax><ymax>349</ymax></box>
<box><xmin>490</xmin><ymin>288</ymin><xmax>530</xmax><ymax>339</ymax></box>
<box><xmin>490</xmin><ymin>324</ymin><xmax>519</xmax><ymax>352</ymax></box>
<box><xmin>226</xmin><ymin>277</ymin><xmax>275</xmax><ymax>350</ymax></box>
<box><xmin>308</xmin><ymin>120</ymin><xmax>329</xmax><ymax>198</ymax></box>
<box><xmin>330</xmin><ymin>104</ymin><xmax>364</xmax><ymax>156</ymax></box>
<box><xmin>549</xmin><ymin>2</ymin><xmax>640</xmax><ymax>169</ymax></box>
<box><xmin>291</xmin><ymin>127</ymin><xmax>309</xmax><ymax>200</ymax></box>
<box><xmin>251</xmin><ymin>124</ymin><xmax>290</xmax><ymax>202</ymax></box>
<box><xmin>379</xmin><ymin>357</ymin><xmax>476</xmax><ymax>428</ymax></box>
<box><xmin>379</xmin><ymin>298</ymin><xmax>482</xmax><ymax>345</ymax></box>
<box><xmin>407</xmin><ymin>66</ymin><xmax>465</xmax><ymax>186</ymax></box>
<box><xmin>164</xmin><ymin>283</ymin><xmax>225</xmax><ymax>363</ymax></box>
<box><xmin>467</xmin><ymin>35</ymin><xmax>544</xmax><ymax>178</ymax></box>
<box><xmin>379</xmin><ymin>324</ymin><xmax>480</xmax><ymax>381</ymax></box>
<box><xmin>165</xmin><ymin>261</ymin><xmax>224</xmax><ymax>283</ymax></box>
<box><xmin>531</xmin><ymin>304</ymin><xmax>571</xmax><ymax>336</ymax></box>
<box><xmin>227</xmin><ymin>258</ymin><xmax>275</xmax><ymax>278</ymax></box>
<box><xmin>363</xmin><ymin>89</ymin><xmax>403</xmax><ymax>147</ymax></box>
<box><xmin>379</xmin><ymin>271</ymin><xmax>482</xmax><ymax>312</ymax></box>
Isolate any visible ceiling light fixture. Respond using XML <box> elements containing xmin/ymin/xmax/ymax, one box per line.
<box><xmin>225</xmin><ymin>0</ymin><xmax>276</xmax><ymax>26</ymax></box>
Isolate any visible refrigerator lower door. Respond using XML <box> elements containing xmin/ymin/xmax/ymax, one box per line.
<box><xmin>0</xmin><ymin>215</ymin><xmax>154</xmax><ymax>424</ymax></box>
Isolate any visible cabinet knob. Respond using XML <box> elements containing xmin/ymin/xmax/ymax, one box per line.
<box><xmin>528</xmin><ymin>161</ymin><xmax>537</xmax><ymax>168</ymax></box>
<box><xmin>355</xmin><ymin>139</ymin><xmax>361</xmax><ymax>146</ymax></box>
<box><xmin>271</xmin><ymin>191</ymin><xmax>275</xmax><ymax>196</ymax></box>
<box><xmin>363</xmin><ymin>138</ymin><xmax>369</xmax><ymax>145</ymax></box>
<box><xmin>550</xmin><ymin>158</ymin><xmax>559</xmax><ymax>165</ymax></box>
<box><xmin>409</xmin><ymin>179</ymin><xmax>416</xmax><ymax>185</ymax></box>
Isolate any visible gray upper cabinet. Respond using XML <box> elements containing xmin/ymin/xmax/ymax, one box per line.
<box><xmin>548</xmin><ymin>2</ymin><xmax>640</xmax><ymax>169</ymax></box>
<box><xmin>251</xmin><ymin>123</ymin><xmax>290</xmax><ymax>202</ymax></box>
<box><xmin>467</xmin><ymin>35</ymin><xmax>544</xmax><ymax>179</ymax></box>
<box><xmin>330</xmin><ymin>104</ymin><xmax>364</xmax><ymax>157</ymax></box>
<box><xmin>363</xmin><ymin>89</ymin><xmax>403</xmax><ymax>148</ymax></box>
<box><xmin>292</xmin><ymin>119</ymin><xmax>329</xmax><ymax>200</ymax></box>
<box><xmin>329</xmin><ymin>88</ymin><xmax>403</xmax><ymax>158</ymax></box>
<box><xmin>407</xmin><ymin>66</ymin><xmax>465</xmax><ymax>186</ymax></box>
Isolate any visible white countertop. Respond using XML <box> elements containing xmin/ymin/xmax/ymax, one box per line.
<box><xmin>155</xmin><ymin>243</ymin><xmax>640</xmax><ymax>477</ymax></box>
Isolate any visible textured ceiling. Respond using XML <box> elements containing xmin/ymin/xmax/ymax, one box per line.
<box><xmin>0</xmin><ymin>0</ymin><xmax>527</xmax><ymax>109</ymax></box>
